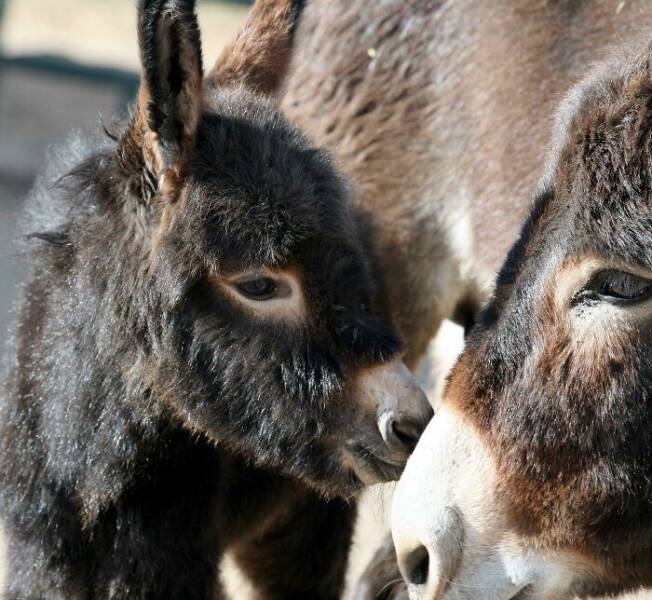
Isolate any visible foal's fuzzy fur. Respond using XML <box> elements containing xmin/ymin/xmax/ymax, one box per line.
<box><xmin>0</xmin><ymin>1</ymin><xmax>432</xmax><ymax>598</ymax></box>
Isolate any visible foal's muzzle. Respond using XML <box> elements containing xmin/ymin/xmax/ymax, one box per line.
<box><xmin>346</xmin><ymin>359</ymin><xmax>432</xmax><ymax>484</ymax></box>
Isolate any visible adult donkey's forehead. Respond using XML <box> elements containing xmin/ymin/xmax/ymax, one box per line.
<box><xmin>548</xmin><ymin>154</ymin><xmax>652</xmax><ymax>268</ymax></box>
<box><xmin>519</xmin><ymin>119</ymin><xmax>652</xmax><ymax>275</ymax></box>
<box><xmin>515</xmin><ymin>47</ymin><xmax>652</xmax><ymax>263</ymax></box>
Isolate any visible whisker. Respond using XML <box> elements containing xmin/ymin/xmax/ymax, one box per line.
<box><xmin>376</xmin><ymin>577</ymin><xmax>404</xmax><ymax>598</ymax></box>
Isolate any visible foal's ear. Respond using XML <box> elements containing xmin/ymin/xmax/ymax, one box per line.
<box><xmin>121</xmin><ymin>0</ymin><xmax>203</xmax><ymax>196</ymax></box>
<box><xmin>206</xmin><ymin>0</ymin><xmax>305</xmax><ymax>97</ymax></box>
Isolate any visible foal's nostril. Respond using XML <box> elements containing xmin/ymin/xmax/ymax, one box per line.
<box><xmin>391</xmin><ymin>419</ymin><xmax>421</xmax><ymax>454</ymax></box>
<box><xmin>401</xmin><ymin>544</ymin><xmax>430</xmax><ymax>586</ymax></box>
<box><xmin>380</xmin><ymin>413</ymin><xmax>428</xmax><ymax>457</ymax></box>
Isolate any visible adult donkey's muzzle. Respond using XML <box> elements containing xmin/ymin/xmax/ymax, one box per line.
<box><xmin>391</xmin><ymin>406</ymin><xmax>578</xmax><ymax>600</ymax></box>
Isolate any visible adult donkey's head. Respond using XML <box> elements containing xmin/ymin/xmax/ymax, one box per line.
<box><xmin>392</xmin><ymin>41</ymin><xmax>652</xmax><ymax>599</ymax></box>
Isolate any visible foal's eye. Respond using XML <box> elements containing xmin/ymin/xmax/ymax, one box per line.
<box><xmin>234</xmin><ymin>277</ymin><xmax>279</xmax><ymax>301</ymax></box>
<box><xmin>222</xmin><ymin>270</ymin><xmax>301</xmax><ymax>317</ymax></box>
<box><xmin>578</xmin><ymin>270</ymin><xmax>652</xmax><ymax>304</ymax></box>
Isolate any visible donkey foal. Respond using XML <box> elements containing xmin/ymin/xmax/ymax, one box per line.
<box><xmin>0</xmin><ymin>1</ymin><xmax>432</xmax><ymax>598</ymax></box>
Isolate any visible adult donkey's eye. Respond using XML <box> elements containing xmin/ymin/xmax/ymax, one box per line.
<box><xmin>235</xmin><ymin>277</ymin><xmax>279</xmax><ymax>300</ymax></box>
<box><xmin>580</xmin><ymin>270</ymin><xmax>652</xmax><ymax>303</ymax></box>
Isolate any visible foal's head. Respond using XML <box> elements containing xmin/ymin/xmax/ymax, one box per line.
<box><xmin>392</xmin><ymin>42</ymin><xmax>652</xmax><ymax>598</ymax></box>
<box><xmin>44</xmin><ymin>0</ymin><xmax>432</xmax><ymax>498</ymax></box>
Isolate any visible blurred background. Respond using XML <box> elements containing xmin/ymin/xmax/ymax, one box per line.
<box><xmin>0</xmin><ymin>0</ymin><xmax>251</xmax><ymax>346</ymax></box>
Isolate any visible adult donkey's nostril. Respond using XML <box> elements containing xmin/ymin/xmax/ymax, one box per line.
<box><xmin>400</xmin><ymin>543</ymin><xmax>430</xmax><ymax>586</ymax></box>
<box><xmin>393</xmin><ymin>505</ymin><xmax>464</xmax><ymax>599</ymax></box>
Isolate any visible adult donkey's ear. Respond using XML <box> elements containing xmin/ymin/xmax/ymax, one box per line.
<box><xmin>120</xmin><ymin>0</ymin><xmax>203</xmax><ymax>198</ymax></box>
<box><xmin>206</xmin><ymin>0</ymin><xmax>305</xmax><ymax>97</ymax></box>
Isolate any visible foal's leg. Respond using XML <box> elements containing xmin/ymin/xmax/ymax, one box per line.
<box><xmin>89</xmin><ymin>502</ymin><xmax>221</xmax><ymax>599</ymax></box>
<box><xmin>231</xmin><ymin>489</ymin><xmax>356</xmax><ymax>600</ymax></box>
<box><xmin>4</xmin><ymin>530</ymin><xmax>87</xmax><ymax>600</ymax></box>
<box><xmin>2</xmin><ymin>486</ymin><xmax>92</xmax><ymax>599</ymax></box>
<box><xmin>5</xmin><ymin>514</ymin><xmax>222</xmax><ymax>600</ymax></box>
<box><xmin>88</xmin><ymin>441</ymin><xmax>222</xmax><ymax>599</ymax></box>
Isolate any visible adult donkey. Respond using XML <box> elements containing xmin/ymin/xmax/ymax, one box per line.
<box><xmin>0</xmin><ymin>1</ymin><xmax>433</xmax><ymax>598</ymax></box>
<box><xmin>393</xmin><ymin>36</ymin><xmax>652</xmax><ymax>599</ymax></box>
<box><xmin>274</xmin><ymin>0</ymin><xmax>652</xmax><ymax>598</ymax></box>
<box><xmin>393</xmin><ymin>35</ymin><xmax>652</xmax><ymax>600</ymax></box>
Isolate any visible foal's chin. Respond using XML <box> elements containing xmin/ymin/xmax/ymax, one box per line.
<box><xmin>303</xmin><ymin>447</ymin><xmax>404</xmax><ymax>501</ymax></box>
<box><xmin>301</xmin><ymin>436</ymin><xmax>409</xmax><ymax>501</ymax></box>
<box><xmin>343</xmin><ymin>443</ymin><xmax>405</xmax><ymax>488</ymax></box>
